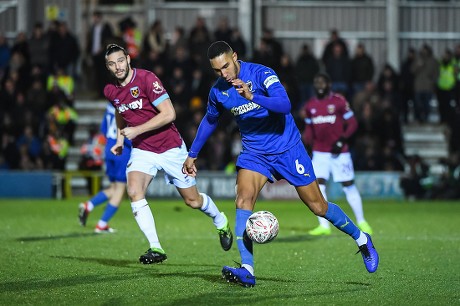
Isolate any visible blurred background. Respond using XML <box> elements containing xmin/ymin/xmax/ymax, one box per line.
<box><xmin>0</xmin><ymin>0</ymin><xmax>459</xmax><ymax>201</ymax></box>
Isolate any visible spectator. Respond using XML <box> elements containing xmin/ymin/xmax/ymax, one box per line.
<box><xmin>436</xmin><ymin>48</ymin><xmax>456</xmax><ymax>125</ymax></box>
<box><xmin>140</xmin><ymin>47</ymin><xmax>166</xmax><ymax>79</ymax></box>
<box><xmin>453</xmin><ymin>44</ymin><xmax>460</xmax><ymax>104</ymax></box>
<box><xmin>167</xmin><ymin>66</ymin><xmax>191</xmax><ymax>131</ymax></box>
<box><xmin>5</xmin><ymin>50</ymin><xmax>29</xmax><ymax>93</ymax></box>
<box><xmin>188</xmin><ymin>16</ymin><xmax>212</xmax><ymax>68</ymax></box>
<box><xmin>43</xmin><ymin>121</ymin><xmax>69</xmax><ymax>170</ymax></box>
<box><xmin>400</xmin><ymin>155</ymin><xmax>430</xmax><ymax>200</ymax></box>
<box><xmin>252</xmin><ymin>38</ymin><xmax>276</xmax><ymax>69</ymax></box>
<box><xmin>295</xmin><ymin>44</ymin><xmax>320</xmax><ymax>107</ymax></box>
<box><xmin>322</xmin><ymin>28</ymin><xmax>349</xmax><ymax>64</ymax></box>
<box><xmin>214</xmin><ymin>16</ymin><xmax>233</xmax><ymax>43</ymax></box>
<box><xmin>1</xmin><ymin>126</ymin><xmax>19</xmax><ymax>169</ymax></box>
<box><xmin>10</xmin><ymin>91</ymin><xmax>29</xmax><ymax>136</ymax></box>
<box><xmin>28</xmin><ymin>22</ymin><xmax>49</xmax><ymax>75</ymax></box>
<box><xmin>399</xmin><ymin>47</ymin><xmax>416</xmax><ymax>124</ymax></box>
<box><xmin>377</xmin><ymin>63</ymin><xmax>399</xmax><ymax>98</ymax></box>
<box><xmin>46</xmin><ymin>66</ymin><xmax>75</xmax><ymax>101</ymax></box>
<box><xmin>0</xmin><ymin>32</ymin><xmax>11</xmax><ymax>81</ymax></box>
<box><xmin>0</xmin><ymin>78</ymin><xmax>17</xmax><ymax>114</ymax></box>
<box><xmin>10</xmin><ymin>31</ymin><xmax>30</xmax><ymax>65</ymax></box>
<box><xmin>411</xmin><ymin>44</ymin><xmax>439</xmax><ymax>123</ymax></box>
<box><xmin>119</xmin><ymin>17</ymin><xmax>142</xmax><ymax>68</ymax></box>
<box><xmin>278</xmin><ymin>53</ymin><xmax>300</xmax><ymax>112</ymax></box>
<box><xmin>325</xmin><ymin>42</ymin><xmax>351</xmax><ymax>98</ymax></box>
<box><xmin>16</xmin><ymin>125</ymin><xmax>43</xmax><ymax>170</ymax></box>
<box><xmin>27</xmin><ymin>78</ymin><xmax>49</xmax><ymax>124</ymax></box>
<box><xmin>46</xmin><ymin>91</ymin><xmax>78</xmax><ymax>145</ymax></box>
<box><xmin>86</xmin><ymin>10</ymin><xmax>114</xmax><ymax>98</ymax></box>
<box><xmin>190</xmin><ymin>68</ymin><xmax>210</xmax><ymax>111</ymax></box>
<box><xmin>142</xmin><ymin>20</ymin><xmax>167</xmax><ymax>62</ymax></box>
<box><xmin>79</xmin><ymin>124</ymin><xmax>106</xmax><ymax>171</ymax></box>
<box><xmin>169</xmin><ymin>26</ymin><xmax>187</xmax><ymax>60</ymax></box>
<box><xmin>230</xmin><ymin>28</ymin><xmax>247</xmax><ymax>60</ymax></box>
<box><xmin>169</xmin><ymin>45</ymin><xmax>194</xmax><ymax>82</ymax></box>
<box><xmin>261</xmin><ymin>28</ymin><xmax>283</xmax><ymax>71</ymax></box>
<box><xmin>49</xmin><ymin>21</ymin><xmax>80</xmax><ymax>78</ymax></box>
<box><xmin>351</xmin><ymin>43</ymin><xmax>375</xmax><ymax>97</ymax></box>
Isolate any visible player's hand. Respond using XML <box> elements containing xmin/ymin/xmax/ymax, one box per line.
<box><xmin>231</xmin><ymin>79</ymin><xmax>253</xmax><ymax>101</ymax></box>
<box><xmin>182</xmin><ymin>156</ymin><xmax>198</xmax><ymax>177</ymax></box>
<box><xmin>120</xmin><ymin>127</ymin><xmax>139</xmax><ymax>140</ymax></box>
<box><xmin>110</xmin><ymin>143</ymin><xmax>123</xmax><ymax>156</ymax></box>
<box><xmin>331</xmin><ymin>137</ymin><xmax>345</xmax><ymax>156</ymax></box>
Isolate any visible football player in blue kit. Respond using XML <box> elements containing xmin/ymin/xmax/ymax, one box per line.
<box><xmin>79</xmin><ymin>103</ymin><xmax>132</xmax><ymax>233</ymax></box>
<box><xmin>182</xmin><ymin>41</ymin><xmax>379</xmax><ymax>287</ymax></box>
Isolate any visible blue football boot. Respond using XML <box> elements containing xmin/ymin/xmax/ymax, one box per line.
<box><xmin>222</xmin><ymin>265</ymin><xmax>256</xmax><ymax>287</ymax></box>
<box><xmin>357</xmin><ymin>233</ymin><xmax>379</xmax><ymax>273</ymax></box>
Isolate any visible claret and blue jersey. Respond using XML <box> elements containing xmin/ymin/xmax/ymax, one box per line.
<box><xmin>207</xmin><ymin>61</ymin><xmax>301</xmax><ymax>155</ymax></box>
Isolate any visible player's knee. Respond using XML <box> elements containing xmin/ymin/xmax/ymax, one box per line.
<box><xmin>235</xmin><ymin>194</ymin><xmax>256</xmax><ymax>210</ymax></box>
<box><xmin>183</xmin><ymin>196</ymin><xmax>201</xmax><ymax>209</ymax></box>
<box><xmin>126</xmin><ymin>186</ymin><xmax>143</xmax><ymax>201</ymax></box>
<box><xmin>309</xmin><ymin>199</ymin><xmax>328</xmax><ymax>217</ymax></box>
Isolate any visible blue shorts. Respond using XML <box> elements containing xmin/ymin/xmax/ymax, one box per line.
<box><xmin>236</xmin><ymin>140</ymin><xmax>316</xmax><ymax>187</ymax></box>
<box><xmin>105</xmin><ymin>147</ymin><xmax>131</xmax><ymax>183</ymax></box>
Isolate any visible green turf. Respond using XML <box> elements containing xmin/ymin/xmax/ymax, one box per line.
<box><xmin>0</xmin><ymin>197</ymin><xmax>459</xmax><ymax>305</ymax></box>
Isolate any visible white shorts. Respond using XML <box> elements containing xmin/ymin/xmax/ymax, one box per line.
<box><xmin>126</xmin><ymin>142</ymin><xmax>196</xmax><ymax>189</ymax></box>
<box><xmin>311</xmin><ymin>151</ymin><xmax>355</xmax><ymax>182</ymax></box>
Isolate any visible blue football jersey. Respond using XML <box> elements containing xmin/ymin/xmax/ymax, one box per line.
<box><xmin>100</xmin><ymin>103</ymin><xmax>132</xmax><ymax>151</ymax></box>
<box><xmin>208</xmin><ymin>61</ymin><xmax>301</xmax><ymax>154</ymax></box>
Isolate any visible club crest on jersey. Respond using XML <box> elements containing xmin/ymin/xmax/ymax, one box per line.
<box><xmin>247</xmin><ymin>80</ymin><xmax>254</xmax><ymax>92</ymax></box>
<box><xmin>327</xmin><ymin>104</ymin><xmax>336</xmax><ymax>114</ymax></box>
<box><xmin>152</xmin><ymin>81</ymin><xmax>163</xmax><ymax>94</ymax></box>
<box><xmin>130</xmin><ymin>86</ymin><xmax>140</xmax><ymax>98</ymax></box>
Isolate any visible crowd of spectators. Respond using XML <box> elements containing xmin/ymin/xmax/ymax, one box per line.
<box><xmin>1</xmin><ymin>14</ymin><xmax>460</xmax><ymax>199</ymax></box>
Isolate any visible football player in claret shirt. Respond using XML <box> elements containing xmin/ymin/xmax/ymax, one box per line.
<box><xmin>182</xmin><ymin>41</ymin><xmax>379</xmax><ymax>287</ymax></box>
<box><xmin>301</xmin><ymin>72</ymin><xmax>373</xmax><ymax>236</ymax></box>
<box><xmin>103</xmin><ymin>44</ymin><xmax>233</xmax><ymax>263</ymax></box>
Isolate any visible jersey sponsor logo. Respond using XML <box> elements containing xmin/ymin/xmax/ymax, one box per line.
<box><xmin>117</xmin><ymin>99</ymin><xmax>143</xmax><ymax>113</ymax></box>
<box><xmin>230</xmin><ymin>102</ymin><xmax>260</xmax><ymax>116</ymax></box>
<box><xmin>312</xmin><ymin>114</ymin><xmax>337</xmax><ymax>124</ymax></box>
<box><xmin>152</xmin><ymin>81</ymin><xmax>163</xmax><ymax>94</ymax></box>
<box><xmin>263</xmin><ymin>75</ymin><xmax>279</xmax><ymax>88</ymax></box>
<box><xmin>327</xmin><ymin>104</ymin><xmax>336</xmax><ymax>114</ymax></box>
<box><xmin>130</xmin><ymin>86</ymin><xmax>140</xmax><ymax>98</ymax></box>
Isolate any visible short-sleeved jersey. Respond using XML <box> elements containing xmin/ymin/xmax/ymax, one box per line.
<box><xmin>303</xmin><ymin>93</ymin><xmax>354</xmax><ymax>152</ymax></box>
<box><xmin>207</xmin><ymin>61</ymin><xmax>300</xmax><ymax>154</ymax></box>
<box><xmin>104</xmin><ymin>68</ymin><xmax>182</xmax><ymax>153</ymax></box>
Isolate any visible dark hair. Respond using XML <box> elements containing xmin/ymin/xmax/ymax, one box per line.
<box><xmin>207</xmin><ymin>41</ymin><xmax>233</xmax><ymax>60</ymax></box>
<box><xmin>314</xmin><ymin>72</ymin><xmax>331</xmax><ymax>83</ymax></box>
<box><xmin>105</xmin><ymin>44</ymin><xmax>128</xmax><ymax>57</ymax></box>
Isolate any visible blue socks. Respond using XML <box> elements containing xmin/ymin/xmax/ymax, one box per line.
<box><xmin>90</xmin><ymin>191</ymin><xmax>109</xmax><ymax>207</ymax></box>
<box><xmin>236</xmin><ymin>209</ymin><xmax>254</xmax><ymax>267</ymax></box>
<box><xmin>324</xmin><ymin>202</ymin><xmax>360</xmax><ymax>240</ymax></box>
<box><xmin>100</xmin><ymin>203</ymin><xmax>118</xmax><ymax>223</ymax></box>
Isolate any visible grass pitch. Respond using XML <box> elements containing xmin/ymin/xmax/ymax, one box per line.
<box><xmin>0</xmin><ymin>197</ymin><xmax>459</xmax><ymax>305</ymax></box>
